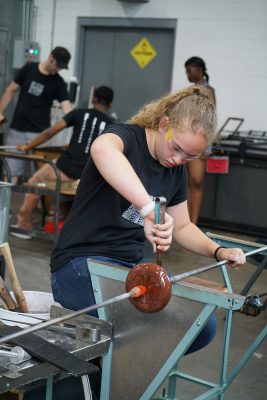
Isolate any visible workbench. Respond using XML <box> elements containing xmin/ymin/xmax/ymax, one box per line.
<box><xmin>199</xmin><ymin>119</ymin><xmax>267</xmax><ymax>236</ymax></box>
<box><xmin>87</xmin><ymin>236</ymin><xmax>267</xmax><ymax>399</ymax></box>
<box><xmin>0</xmin><ymin>151</ymin><xmax>78</xmax><ymax>242</ymax></box>
<box><xmin>0</xmin><ymin>308</ymin><xmax>112</xmax><ymax>399</ymax></box>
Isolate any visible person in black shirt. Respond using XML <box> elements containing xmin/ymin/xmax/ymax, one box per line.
<box><xmin>50</xmin><ymin>86</ymin><xmax>246</xmax><ymax>354</ymax></box>
<box><xmin>0</xmin><ymin>46</ymin><xmax>72</xmax><ymax>182</ymax></box>
<box><xmin>11</xmin><ymin>86</ymin><xmax>114</xmax><ymax>238</ymax></box>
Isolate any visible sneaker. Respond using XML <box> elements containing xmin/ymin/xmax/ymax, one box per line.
<box><xmin>10</xmin><ymin>225</ymin><xmax>33</xmax><ymax>240</ymax></box>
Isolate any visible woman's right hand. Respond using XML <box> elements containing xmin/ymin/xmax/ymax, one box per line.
<box><xmin>16</xmin><ymin>144</ymin><xmax>28</xmax><ymax>152</ymax></box>
<box><xmin>144</xmin><ymin>211</ymin><xmax>174</xmax><ymax>253</ymax></box>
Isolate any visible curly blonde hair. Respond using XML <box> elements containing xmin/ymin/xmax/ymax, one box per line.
<box><xmin>128</xmin><ymin>86</ymin><xmax>217</xmax><ymax>143</ymax></box>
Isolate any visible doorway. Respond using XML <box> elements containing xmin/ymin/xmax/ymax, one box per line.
<box><xmin>76</xmin><ymin>18</ymin><xmax>176</xmax><ymax>122</ymax></box>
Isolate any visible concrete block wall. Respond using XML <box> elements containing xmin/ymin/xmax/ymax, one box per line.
<box><xmin>33</xmin><ymin>0</ymin><xmax>267</xmax><ymax>131</ymax></box>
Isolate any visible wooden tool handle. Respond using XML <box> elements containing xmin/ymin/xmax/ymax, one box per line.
<box><xmin>0</xmin><ymin>276</ymin><xmax>17</xmax><ymax>310</ymax></box>
<box><xmin>0</xmin><ymin>243</ymin><xmax>28</xmax><ymax>313</ymax></box>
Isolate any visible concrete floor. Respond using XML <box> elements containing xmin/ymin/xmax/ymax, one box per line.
<box><xmin>1</xmin><ymin>192</ymin><xmax>267</xmax><ymax>399</ymax></box>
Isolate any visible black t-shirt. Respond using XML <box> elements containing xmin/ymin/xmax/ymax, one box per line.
<box><xmin>11</xmin><ymin>63</ymin><xmax>69</xmax><ymax>133</ymax></box>
<box><xmin>56</xmin><ymin>108</ymin><xmax>113</xmax><ymax>179</ymax></box>
<box><xmin>50</xmin><ymin>124</ymin><xmax>188</xmax><ymax>272</ymax></box>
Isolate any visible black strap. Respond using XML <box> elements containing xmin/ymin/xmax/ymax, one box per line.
<box><xmin>214</xmin><ymin>246</ymin><xmax>225</xmax><ymax>262</ymax></box>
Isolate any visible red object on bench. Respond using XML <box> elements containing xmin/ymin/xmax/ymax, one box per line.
<box><xmin>44</xmin><ymin>220</ymin><xmax>64</xmax><ymax>234</ymax></box>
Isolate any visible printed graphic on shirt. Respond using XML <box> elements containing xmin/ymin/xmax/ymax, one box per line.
<box><xmin>78</xmin><ymin>113</ymin><xmax>90</xmax><ymax>143</ymax></box>
<box><xmin>77</xmin><ymin>113</ymin><xmax>108</xmax><ymax>154</ymax></box>
<box><xmin>85</xmin><ymin>117</ymin><xmax>97</xmax><ymax>153</ymax></box>
<box><xmin>28</xmin><ymin>81</ymin><xmax>44</xmax><ymax>96</ymax></box>
<box><xmin>99</xmin><ymin>121</ymin><xmax>107</xmax><ymax>133</ymax></box>
<box><xmin>122</xmin><ymin>196</ymin><xmax>156</xmax><ymax>226</ymax></box>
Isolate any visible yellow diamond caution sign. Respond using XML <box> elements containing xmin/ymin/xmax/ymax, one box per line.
<box><xmin>130</xmin><ymin>37</ymin><xmax>157</xmax><ymax>69</ymax></box>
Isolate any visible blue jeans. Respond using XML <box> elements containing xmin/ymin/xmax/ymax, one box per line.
<box><xmin>51</xmin><ymin>256</ymin><xmax>136</xmax><ymax>318</ymax></box>
<box><xmin>51</xmin><ymin>256</ymin><xmax>216</xmax><ymax>354</ymax></box>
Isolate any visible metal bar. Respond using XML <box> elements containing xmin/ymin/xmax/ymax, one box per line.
<box><xmin>209</xmin><ymin>232</ymin><xmax>267</xmax><ymax>295</ymax></box>
<box><xmin>171</xmin><ymin>283</ymin><xmax>243</xmax><ymax>310</ymax></box>
<box><xmin>140</xmin><ymin>304</ymin><xmax>216</xmax><ymax>400</ymax></box>
<box><xmin>219</xmin><ymin>308</ymin><xmax>233</xmax><ymax>399</ymax></box>
<box><xmin>155</xmin><ymin>197</ymin><xmax>166</xmax><ymax>266</ymax></box>
<box><xmin>206</xmin><ymin>232</ymin><xmax>267</xmax><ymax>250</ymax></box>
<box><xmin>45</xmin><ymin>374</ymin><xmax>54</xmax><ymax>400</ymax></box>
<box><xmin>167</xmin><ymin>365</ymin><xmax>178</xmax><ymax>399</ymax></box>
<box><xmin>220</xmin><ymin>264</ymin><xmax>233</xmax><ymax>294</ymax></box>
<box><xmin>91</xmin><ymin>272</ymin><xmax>106</xmax><ymax>320</ymax></box>
<box><xmin>169</xmin><ymin>245</ymin><xmax>267</xmax><ymax>284</ymax></box>
<box><xmin>0</xmin><ymin>291</ymin><xmax>134</xmax><ymax>345</ymax></box>
<box><xmin>226</xmin><ymin>325</ymin><xmax>267</xmax><ymax>387</ymax></box>
<box><xmin>217</xmin><ymin>117</ymin><xmax>244</xmax><ymax>135</ymax></box>
<box><xmin>240</xmin><ymin>257</ymin><xmax>267</xmax><ymax>295</ymax></box>
<box><xmin>100</xmin><ymin>342</ymin><xmax>113</xmax><ymax>400</ymax></box>
<box><xmin>171</xmin><ymin>371</ymin><xmax>216</xmax><ymax>388</ymax></box>
<box><xmin>193</xmin><ymin>386</ymin><xmax>223</xmax><ymax>400</ymax></box>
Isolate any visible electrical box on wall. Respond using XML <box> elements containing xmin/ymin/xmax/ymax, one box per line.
<box><xmin>13</xmin><ymin>40</ymin><xmax>40</xmax><ymax>68</ymax></box>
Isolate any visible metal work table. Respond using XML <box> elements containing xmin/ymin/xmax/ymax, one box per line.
<box><xmin>87</xmin><ymin>237</ymin><xmax>267</xmax><ymax>400</ymax></box>
<box><xmin>0</xmin><ymin>236</ymin><xmax>266</xmax><ymax>399</ymax></box>
<box><xmin>0</xmin><ymin>307</ymin><xmax>112</xmax><ymax>397</ymax></box>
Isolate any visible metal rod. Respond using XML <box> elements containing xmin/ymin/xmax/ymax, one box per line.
<box><xmin>0</xmin><ymin>246</ymin><xmax>266</xmax><ymax>345</ymax></box>
<box><xmin>0</xmin><ymin>349</ymin><xmax>17</xmax><ymax>358</ymax></box>
<box><xmin>0</xmin><ymin>146</ymin><xmax>18</xmax><ymax>150</ymax></box>
<box><xmin>155</xmin><ymin>197</ymin><xmax>166</xmax><ymax>267</ymax></box>
<box><xmin>0</xmin><ymin>290</ymin><xmax>135</xmax><ymax>345</ymax></box>
<box><xmin>169</xmin><ymin>245</ymin><xmax>267</xmax><ymax>284</ymax></box>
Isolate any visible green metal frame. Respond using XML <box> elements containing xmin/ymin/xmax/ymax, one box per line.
<box><xmin>88</xmin><ymin>237</ymin><xmax>267</xmax><ymax>400</ymax></box>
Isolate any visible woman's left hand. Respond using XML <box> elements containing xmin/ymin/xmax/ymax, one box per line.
<box><xmin>16</xmin><ymin>143</ymin><xmax>28</xmax><ymax>152</ymax></box>
<box><xmin>215</xmin><ymin>247</ymin><xmax>246</xmax><ymax>268</ymax></box>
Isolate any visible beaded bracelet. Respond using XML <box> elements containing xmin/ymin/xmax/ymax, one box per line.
<box><xmin>140</xmin><ymin>202</ymin><xmax>155</xmax><ymax>218</ymax></box>
<box><xmin>213</xmin><ymin>246</ymin><xmax>225</xmax><ymax>262</ymax></box>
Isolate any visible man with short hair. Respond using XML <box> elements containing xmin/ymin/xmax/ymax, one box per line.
<box><xmin>0</xmin><ymin>46</ymin><xmax>73</xmax><ymax>182</ymax></box>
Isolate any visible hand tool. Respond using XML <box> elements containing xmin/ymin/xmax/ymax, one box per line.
<box><xmin>0</xmin><ymin>276</ymin><xmax>17</xmax><ymax>311</ymax></box>
<box><xmin>155</xmin><ymin>196</ymin><xmax>166</xmax><ymax>267</ymax></box>
<box><xmin>47</xmin><ymin>323</ymin><xmax>101</xmax><ymax>343</ymax></box>
<box><xmin>0</xmin><ymin>243</ymin><xmax>28</xmax><ymax>313</ymax></box>
<box><xmin>126</xmin><ymin>197</ymin><xmax>172</xmax><ymax>312</ymax></box>
<box><xmin>0</xmin><ymin>345</ymin><xmax>31</xmax><ymax>364</ymax></box>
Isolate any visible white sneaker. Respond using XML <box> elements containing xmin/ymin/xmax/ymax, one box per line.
<box><xmin>10</xmin><ymin>225</ymin><xmax>33</xmax><ymax>240</ymax></box>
